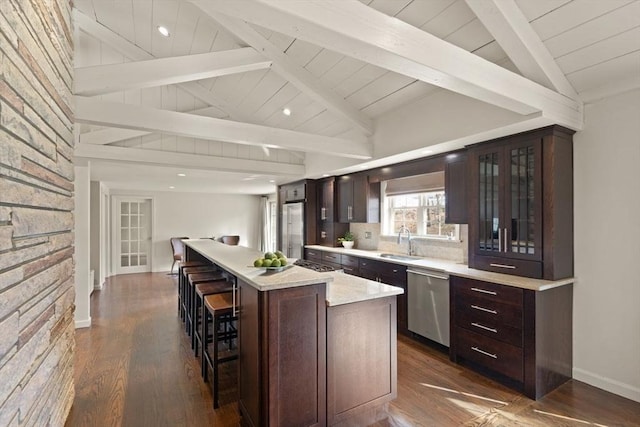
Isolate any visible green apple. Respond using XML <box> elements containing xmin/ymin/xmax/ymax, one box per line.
<box><xmin>262</xmin><ymin>259</ymin><xmax>273</xmax><ymax>267</ymax></box>
<box><xmin>264</xmin><ymin>252</ymin><xmax>276</xmax><ymax>260</ymax></box>
<box><xmin>271</xmin><ymin>259</ymin><xmax>281</xmax><ymax>267</ymax></box>
<box><xmin>254</xmin><ymin>258</ymin><xmax>264</xmax><ymax>267</ymax></box>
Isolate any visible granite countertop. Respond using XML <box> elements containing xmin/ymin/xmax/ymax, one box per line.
<box><xmin>183</xmin><ymin>239</ymin><xmax>403</xmax><ymax>306</ymax></box>
<box><xmin>305</xmin><ymin>245</ymin><xmax>574</xmax><ymax>291</ymax></box>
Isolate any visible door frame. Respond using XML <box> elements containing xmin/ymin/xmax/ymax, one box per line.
<box><xmin>111</xmin><ymin>195</ymin><xmax>155</xmax><ymax>275</ymax></box>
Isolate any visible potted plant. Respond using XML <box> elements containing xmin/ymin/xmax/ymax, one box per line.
<box><xmin>338</xmin><ymin>231</ymin><xmax>355</xmax><ymax>249</ymax></box>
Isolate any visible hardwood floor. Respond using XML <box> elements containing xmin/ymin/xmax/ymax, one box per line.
<box><xmin>66</xmin><ymin>273</ymin><xmax>640</xmax><ymax>426</ymax></box>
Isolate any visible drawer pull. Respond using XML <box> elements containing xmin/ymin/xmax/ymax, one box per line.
<box><xmin>471</xmin><ymin>346</ymin><xmax>497</xmax><ymax>359</ymax></box>
<box><xmin>472</xmin><ymin>322</ymin><xmax>497</xmax><ymax>333</ymax></box>
<box><xmin>471</xmin><ymin>304</ymin><xmax>498</xmax><ymax>315</ymax></box>
<box><xmin>489</xmin><ymin>263</ymin><xmax>516</xmax><ymax>269</ymax></box>
<box><xmin>470</xmin><ymin>287</ymin><xmax>497</xmax><ymax>296</ymax></box>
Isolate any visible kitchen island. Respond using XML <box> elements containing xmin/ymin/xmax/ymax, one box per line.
<box><xmin>183</xmin><ymin>239</ymin><xmax>403</xmax><ymax>427</ymax></box>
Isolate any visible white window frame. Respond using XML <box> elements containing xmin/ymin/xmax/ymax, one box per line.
<box><xmin>382</xmin><ymin>190</ymin><xmax>459</xmax><ymax>240</ymax></box>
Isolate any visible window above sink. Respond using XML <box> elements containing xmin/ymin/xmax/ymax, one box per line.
<box><xmin>381</xmin><ymin>172</ymin><xmax>459</xmax><ymax>241</ymax></box>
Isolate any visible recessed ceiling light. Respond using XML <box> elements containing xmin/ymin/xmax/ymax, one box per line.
<box><xmin>169</xmin><ymin>186</ymin><xmax>175</xmax><ymax>189</ymax></box>
<box><xmin>282</xmin><ymin>108</ymin><xmax>291</xmax><ymax>116</ymax></box>
<box><xmin>422</xmin><ymin>149</ymin><xmax>433</xmax><ymax>155</ymax></box>
<box><xmin>269</xmin><ymin>180</ymin><xmax>275</xmax><ymax>183</ymax></box>
<box><xmin>157</xmin><ymin>26</ymin><xmax>170</xmax><ymax>37</ymax></box>
<box><xmin>322</xmin><ymin>174</ymin><xmax>330</xmax><ymax>177</ymax></box>
<box><xmin>177</xmin><ymin>173</ymin><xmax>186</xmax><ymax>177</ymax></box>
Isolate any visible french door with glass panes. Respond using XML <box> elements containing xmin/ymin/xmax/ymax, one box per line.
<box><xmin>114</xmin><ymin>197</ymin><xmax>152</xmax><ymax>274</ymax></box>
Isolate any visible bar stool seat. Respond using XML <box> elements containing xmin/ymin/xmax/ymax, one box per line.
<box><xmin>193</xmin><ymin>280</ymin><xmax>234</xmax><ymax>357</ymax></box>
<box><xmin>203</xmin><ymin>292</ymin><xmax>238</xmax><ymax>408</ymax></box>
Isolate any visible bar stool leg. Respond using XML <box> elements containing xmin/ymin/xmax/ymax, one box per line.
<box><xmin>213</xmin><ymin>312</ymin><xmax>221</xmax><ymax>409</ymax></box>
<box><xmin>201</xmin><ymin>304</ymin><xmax>209</xmax><ymax>382</ymax></box>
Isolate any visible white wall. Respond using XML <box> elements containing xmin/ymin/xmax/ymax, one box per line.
<box><xmin>74</xmin><ymin>164</ymin><xmax>91</xmax><ymax>328</ymax></box>
<box><xmin>109</xmin><ymin>190</ymin><xmax>262</xmax><ymax>272</ymax></box>
<box><xmin>89</xmin><ymin>181</ymin><xmax>101</xmax><ymax>290</ymax></box>
<box><xmin>573</xmin><ymin>88</ymin><xmax>640</xmax><ymax>401</ymax></box>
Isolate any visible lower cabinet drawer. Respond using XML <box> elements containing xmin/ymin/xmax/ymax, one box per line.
<box><xmin>305</xmin><ymin>249</ymin><xmax>322</xmax><ymax>263</ymax></box>
<box><xmin>456</xmin><ymin>293</ymin><xmax>523</xmax><ymax>324</ymax></box>
<box><xmin>341</xmin><ymin>265</ymin><xmax>359</xmax><ymax>276</ymax></box>
<box><xmin>455</xmin><ymin>327</ymin><xmax>523</xmax><ymax>382</ymax></box>
<box><xmin>457</xmin><ymin>308</ymin><xmax>522</xmax><ymax>347</ymax></box>
<box><xmin>322</xmin><ymin>251</ymin><xmax>342</xmax><ymax>265</ymax></box>
<box><xmin>341</xmin><ymin>254</ymin><xmax>360</xmax><ymax>269</ymax></box>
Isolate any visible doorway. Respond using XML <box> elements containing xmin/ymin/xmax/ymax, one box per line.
<box><xmin>112</xmin><ymin>197</ymin><xmax>153</xmax><ymax>274</ymax></box>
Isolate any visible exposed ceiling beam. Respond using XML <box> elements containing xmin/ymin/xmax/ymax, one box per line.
<box><xmin>75</xmin><ymin>96</ymin><xmax>372</xmax><ymax>159</ymax></box>
<box><xmin>74</xmin><ymin>144</ymin><xmax>305</xmax><ymax>176</ymax></box>
<box><xmin>75</xmin><ymin>48</ymin><xmax>272</xmax><ymax>96</ymax></box>
<box><xmin>193</xmin><ymin>0</ymin><xmax>583</xmax><ymax>130</ymax></box>
<box><xmin>465</xmin><ymin>0</ymin><xmax>579</xmax><ymax>100</ymax></box>
<box><xmin>73</xmin><ymin>9</ymin><xmax>249</xmax><ymax>123</ymax></box>
<box><xmin>79</xmin><ymin>106</ymin><xmax>222</xmax><ymax>145</ymax></box>
<box><xmin>197</xmin><ymin>8</ymin><xmax>374</xmax><ymax>136</ymax></box>
<box><xmin>80</xmin><ymin>128</ymin><xmax>150</xmax><ymax>145</ymax></box>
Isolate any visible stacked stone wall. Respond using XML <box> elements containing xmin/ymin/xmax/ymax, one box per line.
<box><xmin>0</xmin><ymin>0</ymin><xmax>75</xmax><ymax>425</ymax></box>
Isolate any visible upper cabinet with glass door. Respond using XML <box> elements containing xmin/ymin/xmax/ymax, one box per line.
<box><xmin>468</xmin><ymin>126</ymin><xmax>574</xmax><ymax>280</ymax></box>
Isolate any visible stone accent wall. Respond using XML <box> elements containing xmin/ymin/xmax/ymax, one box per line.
<box><xmin>0</xmin><ymin>0</ymin><xmax>75</xmax><ymax>425</ymax></box>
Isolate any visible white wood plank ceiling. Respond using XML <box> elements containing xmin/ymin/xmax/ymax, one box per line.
<box><xmin>72</xmin><ymin>0</ymin><xmax>640</xmax><ymax>193</ymax></box>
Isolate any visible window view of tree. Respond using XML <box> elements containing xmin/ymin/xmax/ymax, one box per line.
<box><xmin>386</xmin><ymin>191</ymin><xmax>457</xmax><ymax>239</ymax></box>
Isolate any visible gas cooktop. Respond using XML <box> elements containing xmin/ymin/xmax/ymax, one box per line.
<box><xmin>293</xmin><ymin>259</ymin><xmax>336</xmax><ymax>272</ymax></box>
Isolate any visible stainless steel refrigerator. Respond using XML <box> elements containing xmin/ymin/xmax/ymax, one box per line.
<box><xmin>281</xmin><ymin>202</ymin><xmax>304</xmax><ymax>259</ymax></box>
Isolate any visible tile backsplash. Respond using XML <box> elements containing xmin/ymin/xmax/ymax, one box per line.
<box><xmin>349</xmin><ymin>223</ymin><xmax>468</xmax><ymax>263</ymax></box>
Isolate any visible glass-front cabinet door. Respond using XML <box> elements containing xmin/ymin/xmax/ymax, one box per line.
<box><xmin>473</xmin><ymin>138</ymin><xmax>542</xmax><ymax>262</ymax></box>
<box><xmin>504</xmin><ymin>138</ymin><xmax>542</xmax><ymax>261</ymax></box>
<box><xmin>477</xmin><ymin>149</ymin><xmax>502</xmax><ymax>255</ymax></box>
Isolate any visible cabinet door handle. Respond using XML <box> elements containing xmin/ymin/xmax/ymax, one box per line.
<box><xmin>321</xmin><ymin>207</ymin><xmax>326</xmax><ymax>220</ymax></box>
<box><xmin>470</xmin><ymin>287</ymin><xmax>497</xmax><ymax>295</ymax></box>
<box><xmin>471</xmin><ymin>304</ymin><xmax>498</xmax><ymax>315</ymax></box>
<box><xmin>347</xmin><ymin>205</ymin><xmax>353</xmax><ymax>220</ymax></box>
<box><xmin>498</xmin><ymin>228</ymin><xmax>502</xmax><ymax>252</ymax></box>
<box><xmin>504</xmin><ymin>228</ymin><xmax>508</xmax><ymax>253</ymax></box>
<box><xmin>471</xmin><ymin>346</ymin><xmax>497</xmax><ymax>359</ymax></box>
<box><xmin>489</xmin><ymin>263</ymin><xmax>516</xmax><ymax>269</ymax></box>
<box><xmin>471</xmin><ymin>322</ymin><xmax>498</xmax><ymax>333</ymax></box>
<box><xmin>232</xmin><ymin>281</ymin><xmax>238</xmax><ymax>316</ymax></box>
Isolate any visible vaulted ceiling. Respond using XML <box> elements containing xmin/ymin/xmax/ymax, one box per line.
<box><xmin>73</xmin><ymin>0</ymin><xmax>640</xmax><ymax>194</ymax></box>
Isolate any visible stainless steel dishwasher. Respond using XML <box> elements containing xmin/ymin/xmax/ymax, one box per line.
<box><xmin>407</xmin><ymin>267</ymin><xmax>450</xmax><ymax>347</ymax></box>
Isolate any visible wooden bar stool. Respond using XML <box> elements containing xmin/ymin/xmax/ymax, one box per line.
<box><xmin>193</xmin><ymin>280</ymin><xmax>233</xmax><ymax>357</ymax></box>
<box><xmin>177</xmin><ymin>261</ymin><xmax>207</xmax><ymax>318</ymax></box>
<box><xmin>186</xmin><ymin>271</ymin><xmax>225</xmax><ymax>338</ymax></box>
<box><xmin>203</xmin><ymin>292</ymin><xmax>238</xmax><ymax>408</ymax></box>
<box><xmin>181</xmin><ymin>266</ymin><xmax>218</xmax><ymax>329</ymax></box>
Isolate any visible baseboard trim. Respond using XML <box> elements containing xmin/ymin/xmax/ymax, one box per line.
<box><xmin>75</xmin><ymin>318</ymin><xmax>92</xmax><ymax>329</ymax></box>
<box><xmin>573</xmin><ymin>367</ymin><xmax>640</xmax><ymax>402</ymax></box>
<box><xmin>94</xmin><ymin>281</ymin><xmax>104</xmax><ymax>291</ymax></box>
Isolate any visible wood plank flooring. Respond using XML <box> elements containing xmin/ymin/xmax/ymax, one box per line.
<box><xmin>66</xmin><ymin>273</ymin><xmax>640</xmax><ymax>427</ymax></box>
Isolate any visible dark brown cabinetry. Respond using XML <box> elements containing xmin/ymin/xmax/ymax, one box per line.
<box><xmin>359</xmin><ymin>258</ymin><xmax>408</xmax><ymax>334</ymax></box>
<box><xmin>337</xmin><ymin>174</ymin><xmax>380</xmax><ymax>223</ymax></box>
<box><xmin>450</xmin><ymin>275</ymin><xmax>573</xmax><ymax>399</ymax></box>
<box><xmin>317</xmin><ymin>177</ymin><xmax>349</xmax><ymax>246</ymax></box>
<box><xmin>445</xmin><ymin>151</ymin><xmax>468</xmax><ymax>224</ymax></box>
<box><xmin>468</xmin><ymin>126</ymin><xmax>574</xmax><ymax>280</ymax></box>
<box><xmin>238</xmin><ymin>279</ymin><xmax>327</xmax><ymax>426</ymax></box>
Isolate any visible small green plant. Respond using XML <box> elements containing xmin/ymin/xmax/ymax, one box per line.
<box><xmin>337</xmin><ymin>231</ymin><xmax>354</xmax><ymax>243</ymax></box>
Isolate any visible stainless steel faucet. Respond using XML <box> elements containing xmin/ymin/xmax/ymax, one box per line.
<box><xmin>397</xmin><ymin>225</ymin><xmax>412</xmax><ymax>255</ymax></box>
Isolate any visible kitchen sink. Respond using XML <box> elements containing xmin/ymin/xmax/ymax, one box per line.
<box><xmin>379</xmin><ymin>253</ymin><xmax>423</xmax><ymax>261</ymax></box>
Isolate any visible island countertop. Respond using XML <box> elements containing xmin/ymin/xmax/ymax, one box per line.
<box><xmin>184</xmin><ymin>239</ymin><xmax>403</xmax><ymax>306</ymax></box>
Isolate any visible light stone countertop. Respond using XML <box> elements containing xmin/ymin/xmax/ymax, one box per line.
<box><xmin>305</xmin><ymin>245</ymin><xmax>574</xmax><ymax>291</ymax></box>
<box><xmin>183</xmin><ymin>239</ymin><xmax>403</xmax><ymax>306</ymax></box>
